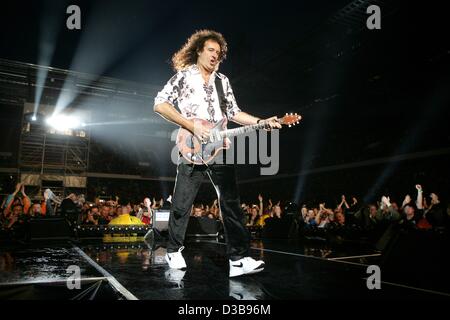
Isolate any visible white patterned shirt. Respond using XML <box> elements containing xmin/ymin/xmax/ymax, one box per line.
<box><xmin>154</xmin><ymin>64</ymin><xmax>241</xmax><ymax>124</ymax></box>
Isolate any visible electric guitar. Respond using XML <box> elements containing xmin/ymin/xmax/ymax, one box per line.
<box><xmin>176</xmin><ymin>113</ymin><xmax>301</xmax><ymax>165</ymax></box>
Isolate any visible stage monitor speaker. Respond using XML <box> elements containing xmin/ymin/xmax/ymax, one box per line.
<box><xmin>153</xmin><ymin>209</ymin><xmax>170</xmax><ymax>232</ymax></box>
<box><xmin>29</xmin><ymin>217</ymin><xmax>72</xmax><ymax>240</ymax></box>
<box><xmin>262</xmin><ymin>216</ymin><xmax>295</xmax><ymax>239</ymax></box>
<box><xmin>186</xmin><ymin>217</ymin><xmax>220</xmax><ymax>237</ymax></box>
<box><xmin>379</xmin><ymin>229</ymin><xmax>449</xmax><ymax>291</ymax></box>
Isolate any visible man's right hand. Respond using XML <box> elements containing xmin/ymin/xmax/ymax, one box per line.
<box><xmin>190</xmin><ymin>119</ymin><xmax>210</xmax><ymax>143</ymax></box>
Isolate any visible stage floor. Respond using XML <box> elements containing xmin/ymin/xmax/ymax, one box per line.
<box><xmin>1</xmin><ymin>237</ymin><xmax>449</xmax><ymax>300</ymax></box>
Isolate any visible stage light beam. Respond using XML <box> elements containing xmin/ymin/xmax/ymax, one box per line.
<box><xmin>46</xmin><ymin>115</ymin><xmax>82</xmax><ymax>131</ymax></box>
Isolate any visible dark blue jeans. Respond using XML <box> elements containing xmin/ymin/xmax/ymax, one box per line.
<box><xmin>167</xmin><ymin>162</ymin><xmax>250</xmax><ymax>261</ymax></box>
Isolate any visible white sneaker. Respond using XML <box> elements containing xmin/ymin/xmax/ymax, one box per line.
<box><xmin>165</xmin><ymin>246</ymin><xmax>187</xmax><ymax>269</ymax></box>
<box><xmin>229</xmin><ymin>257</ymin><xmax>265</xmax><ymax>278</ymax></box>
<box><xmin>165</xmin><ymin>269</ymin><xmax>186</xmax><ymax>288</ymax></box>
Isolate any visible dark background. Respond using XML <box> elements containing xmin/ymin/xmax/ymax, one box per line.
<box><xmin>0</xmin><ymin>0</ymin><xmax>449</xmax><ymax>205</ymax></box>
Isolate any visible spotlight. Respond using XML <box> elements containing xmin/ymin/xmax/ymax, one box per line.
<box><xmin>31</xmin><ymin>115</ymin><xmax>37</xmax><ymax>121</ymax></box>
<box><xmin>46</xmin><ymin>114</ymin><xmax>81</xmax><ymax>131</ymax></box>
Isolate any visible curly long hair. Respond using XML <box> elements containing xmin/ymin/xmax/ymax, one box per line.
<box><xmin>172</xmin><ymin>30</ymin><xmax>228</xmax><ymax>71</ymax></box>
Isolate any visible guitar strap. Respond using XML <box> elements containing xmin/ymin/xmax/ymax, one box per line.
<box><xmin>214</xmin><ymin>75</ymin><xmax>230</xmax><ymax>157</ymax></box>
<box><xmin>215</xmin><ymin>75</ymin><xmax>227</xmax><ymax>117</ymax></box>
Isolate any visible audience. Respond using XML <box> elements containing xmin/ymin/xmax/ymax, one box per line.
<box><xmin>1</xmin><ymin>180</ymin><xmax>448</xmax><ymax>243</ymax></box>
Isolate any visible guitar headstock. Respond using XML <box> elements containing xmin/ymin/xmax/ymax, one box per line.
<box><xmin>280</xmin><ymin>113</ymin><xmax>302</xmax><ymax>127</ymax></box>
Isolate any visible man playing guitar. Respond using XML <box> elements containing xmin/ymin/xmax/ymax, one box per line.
<box><xmin>154</xmin><ymin>29</ymin><xmax>290</xmax><ymax>277</ymax></box>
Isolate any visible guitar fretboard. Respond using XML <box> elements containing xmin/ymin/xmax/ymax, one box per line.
<box><xmin>219</xmin><ymin>122</ymin><xmax>270</xmax><ymax>139</ymax></box>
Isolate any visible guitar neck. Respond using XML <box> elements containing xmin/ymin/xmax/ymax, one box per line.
<box><xmin>220</xmin><ymin>121</ymin><xmax>270</xmax><ymax>139</ymax></box>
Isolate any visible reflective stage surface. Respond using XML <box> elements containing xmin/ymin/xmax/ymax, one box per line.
<box><xmin>1</xmin><ymin>238</ymin><xmax>449</xmax><ymax>300</ymax></box>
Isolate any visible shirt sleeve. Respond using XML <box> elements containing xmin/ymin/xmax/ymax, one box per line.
<box><xmin>154</xmin><ymin>71</ymin><xmax>185</xmax><ymax>108</ymax></box>
<box><xmin>222</xmin><ymin>76</ymin><xmax>242</xmax><ymax>120</ymax></box>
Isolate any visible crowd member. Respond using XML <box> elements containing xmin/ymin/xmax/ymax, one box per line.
<box><xmin>98</xmin><ymin>205</ymin><xmax>111</xmax><ymax>225</ymax></box>
<box><xmin>396</xmin><ymin>185</ymin><xmax>424</xmax><ymax>229</ymax></box>
<box><xmin>423</xmin><ymin>191</ymin><xmax>446</xmax><ymax>230</ymax></box>
<box><xmin>2</xmin><ymin>204</ymin><xmax>27</xmax><ymax>230</ymax></box>
<box><xmin>60</xmin><ymin>193</ymin><xmax>80</xmax><ymax>217</ymax></box>
<box><xmin>109</xmin><ymin>202</ymin><xmax>143</xmax><ymax>225</ymax></box>
<box><xmin>141</xmin><ymin>197</ymin><xmax>153</xmax><ymax>225</ymax></box>
<box><xmin>246</xmin><ymin>204</ymin><xmax>262</xmax><ymax>227</ymax></box>
<box><xmin>192</xmin><ymin>205</ymin><xmax>204</xmax><ymax>218</ymax></box>
<box><xmin>315</xmin><ymin>203</ymin><xmax>332</xmax><ymax>228</ymax></box>
<box><xmin>2</xmin><ymin>183</ymin><xmax>31</xmax><ymax>220</ymax></box>
<box><xmin>83</xmin><ymin>208</ymin><xmax>99</xmax><ymax>225</ymax></box>
<box><xmin>206</xmin><ymin>199</ymin><xmax>219</xmax><ymax>219</ymax></box>
<box><xmin>304</xmin><ymin>209</ymin><xmax>318</xmax><ymax>227</ymax></box>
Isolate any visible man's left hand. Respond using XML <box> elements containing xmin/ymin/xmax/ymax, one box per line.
<box><xmin>261</xmin><ymin>116</ymin><xmax>282</xmax><ymax>130</ymax></box>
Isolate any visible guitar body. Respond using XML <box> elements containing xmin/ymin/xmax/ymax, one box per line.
<box><xmin>177</xmin><ymin>118</ymin><xmax>231</xmax><ymax>165</ymax></box>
